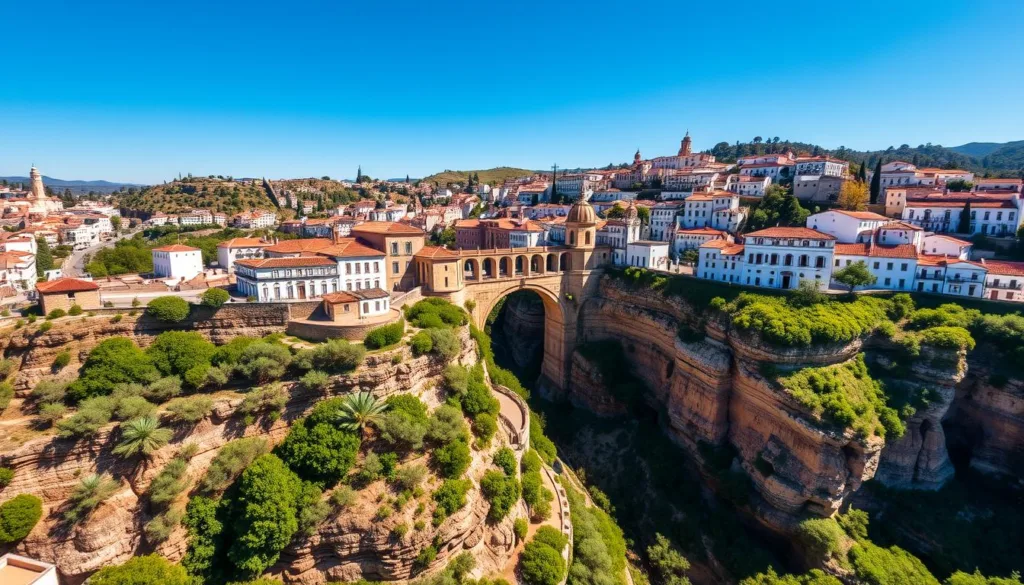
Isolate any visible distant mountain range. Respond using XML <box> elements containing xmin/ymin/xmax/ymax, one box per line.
<box><xmin>0</xmin><ymin>174</ymin><xmax>145</xmax><ymax>195</ymax></box>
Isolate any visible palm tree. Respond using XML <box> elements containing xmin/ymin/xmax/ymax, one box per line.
<box><xmin>337</xmin><ymin>392</ymin><xmax>389</xmax><ymax>438</ymax></box>
<box><xmin>113</xmin><ymin>416</ymin><xmax>173</xmax><ymax>459</ymax></box>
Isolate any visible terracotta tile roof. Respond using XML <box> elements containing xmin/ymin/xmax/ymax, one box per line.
<box><xmin>832</xmin><ymin>210</ymin><xmax>890</xmax><ymax>221</ymax></box>
<box><xmin>264</xmin><ymin>238</ymin><xmax>333</xmax><ymax>254</ymax></box>
<box><xmin>217</xmin><ymin>237</ymin><xmax>270</xmax><ymax>249</ymax></box>
<box><xmin>676</xmin><ymin>227</ymin><xmax>727</xmax><ymax>236</ymax></box>
<box><xmin>317</xmin><ymin>239</ymin><xmax>384</xmax><ymax>258</ymax></box>
<box><xmin>925</xmin><ymin>234</ymin><xmax>972</xmax><ymax>246</ymax></box>
<box><xmin>415</xmin><ymin>246</ymin><xmax>460</xmax><ymax>260</ymax></box>
<box><xmin>744</xmin><ymin>227</ymin><xmax>836</xmax><ymax>240</ymax></box>
<box><xmin>835</xmin><ymin>243</ymin><xmax>919</xmax><ymax>259</ymax></box>
<box><xmin>352</xmin><ymin>221</ymin><xmax>426</xmax><ymax>236</ymax></box>
<box><xmin>701</xmin><ymin>239</ymin><xmax>744</xmax><ymax>254</ymax></box>
<box><xmin>322</xmin><ymin>292</ymin><xmax>358</xmax><ymax>304</ymax></box>
<box><xmin>36</xmin><ymin>277</ymin><xmax>100</xmax><ymax>294</ymax></box>
<box><xmin>152</xmin><ymin>244</ymin><xmax>200</xmax><ymax>253</ymax></box>
<box><xmin>686</xmin><ymin>195</ymin><xmax>715</xmax><ymax>201</ymax></box>
<box><xmin>906</xmin><ymin>200</ymin><xmax>1015</xmax><ymax>208</ymax></box>
<box><xmin>882</xmin><ymin>221</ymin><xmax>923</xmax><ymax>231</ymax></box>
<box><xmin>235</xmin><ymin>257</ymin><xmax>335</xmax><ymax>269</ymax></box>
<box><xmin>983</xmin><ymin>260</ymin><xmax>1024</xmax><ymax>277</ymax></box>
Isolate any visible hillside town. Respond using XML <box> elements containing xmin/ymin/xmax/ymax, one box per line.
<box><xmin>5</xmin><ymin>130</ymin><xmax>1024</xmax><ymax>321</ymax></box>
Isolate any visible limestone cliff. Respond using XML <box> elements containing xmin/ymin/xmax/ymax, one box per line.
<box><xmin>557</xmin><ymin>277</ymin><xmax>968</xmax><ymax>533</ymax></box>
<box><xmin>0</xmin><ymin>328</ymin><xmax>515</xmax><ymax>584</ymax></box>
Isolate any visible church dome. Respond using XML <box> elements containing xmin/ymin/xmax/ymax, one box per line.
<box><xmin>567</xmin><ymin>198</ymin><xmax>597</xmax><ymax>225</ymax></box>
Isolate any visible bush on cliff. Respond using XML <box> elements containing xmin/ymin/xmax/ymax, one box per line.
<box><xmin>520</xmin><ymin>532</ymin><xmax>567</xmax><ymax>585</ymax></box>
<box><xmin>647</xmin><ymin>532</ymin><xmax>692</xmax><ymax>585</ymax></box>
<box><xmin>740</xmin><ymin>568</ymin><xmax>842</xmax><ymax>585</ymax></box>
<box><xmin>849</xmin><ymin>542</ymin><xmax>939</xmax><ymax>585</ymax></box>
<box><xmin>432</xmin><ymin>478</ymin><xmax>471</xmax><ymax>524</ymax></box>
<box><xmin>777</xmin><ymin>354</ymin><xmax>903</xmax><ymax>440</ymax></box>
<box><xmin>199</xmin><ymin>437</ymin><xmax>270</xmax><ymax>494</ymax></box>
<box><xmin>0</xmin><ymin>494</ymin><xmax>43</xmax><ymax>543</ymax></box>
<box><xmin>89</xmin><ymin>554</ymin><xmax>192</xmax><ymax>585</ymax></box>
<box><xmin>226</xmin><ymin>454</ymin><xmax>304</xmax><ymax>577</ymax></box>
<box><xmin>727</xmin><ymin>293</ymin><xmax>891</xmax><ymax>347</ymax></box>
<box><xmin>275</xmin><ymin>415</ymin><xmax>360</xmax><ymax>486</ymax></box>
<box><xmin>294</xmin><ymin>338</ymin><xmax>365</xmax><ymax>373</ymax></box>
<box><xmin>379</xmin><ymin>394</ymin><xmax>429</xmax><ymax>451</ymax></box>
<box><xmin>146</xmin><ymin>331</ymin><xmax>216</xmax><ymax>381</ymax></box>
<box><xmin>919</xmin><ymin>326</ymin><xmax>976</xmax><ymax>351</ymax></box>
<box><xmin>364</xmin><ymin>319</ymin><xmax>405</xmax><ymax>349</ymax></box>
<box><xmin>480</xmin><ymin>469</ymin><xmax>520</xmax><ymax>522</ymax></box>
<box><xmin>200</xmin><ymin>287</ymin><xmax>230</xmax><ymax>308</ymax></box>
<box><xmin>147</xmin><ymin>295</ymin><xmax>191</xmax><ymax>323</ymax></box>
<box><xmin>67</xmin><ymin>337</ymin><xmax>161</xmax><ymax>402</ymax></box>
<box><xmin>562</xmin><ymin>479</ymin><xmax>627</xmax><ymax>585</ymax></box>
<box><xmin>237</xmin><ymin>342</ymin><xmax>292</xmax><ymax>383</ymax></box>
<box><xmin>406</xmin><ymin>297</ymin><xmax>468</xmax><ymax>328</ymax></box>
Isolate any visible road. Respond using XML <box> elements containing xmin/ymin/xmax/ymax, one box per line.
<box><xmin>62</xmin><ymin>230</ymin><xmax>138</xmax><ymax>278</ymax></box>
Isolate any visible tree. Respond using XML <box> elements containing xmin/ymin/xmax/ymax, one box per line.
<box><xmin>837</xmin><ymin>181</ymin><xmax>870</xmax><ymax>211</ymax></box>
<box><xmin>89</xmin><ymin>554</ymin><xmax>192</xmax><ymax>585</ymax></box>
<box><xmin>276</xmin><ymin>419</ymin><xmax>360</xmax><ymax>486</ymax></box>
<box><xmin>146</xmin><ymin>331</ymin><xmax>215</xmax><ymax>379</ymax></box>
<box><xmin>35</xmin><ymin>237</ymin><xmax>54</xmax><ymax>277</ymax></box>
<box><xmin>857</xmin><ymin>162</ymin><xmax>868</xmax><ymax>183</ymax></box>
<box><xmin>110</xmin><ymin>216</ymin><xmax>122</xmax><ymax>231</ymax></box>
<box><xmin>201</xmin><ymin>287</ymin><xmax>230</xmax><ymax>307</ymax></box>
<box><xmin>0</xmin><ymin>494</ymin><xmax>43</xmax><ymax>543</ymax></box>
<box><xmin>336</xmin><ymin>392</ymin><xmax>389</xmax><ymax>438</ymax></box>
<box><xmin>958</xmin><ymin>200</ymin><xmax>973</xmax><ymax>234</ymax></box>
<box><xmin>647</xmin><ymin>533</ymin><xmax>692</xmax><ymax>585</ymax></box>
<box><xmin>833</xmin><ymin>261</ymin><xmax>877</xmax><ymax>293</ymax></box>
<box><xmin>947</xmin><ymin>179</ymin><xmax>974</xmax><ymax>192</ymax></box>
<box><xmin>113</xmin><ymin>416</ymin><xmax>173</xmax><ymax>459</ymax></box>
<box><xmin>147</xmin><ymin>296</ymin><xmax>191</xmax><ymax>322</ymax></box>
<box><xmin>67</xmin><ymin>337</ymin><xmax>161</xmax><ymax>402</ymax></box>
<box><xmin>520</xmin><ymin>537</ymin><xmax>566</xmax><ymax>585</ymax></box>
<box><xmin>869</xmin><ymin>160</ymin><xmax>882</xmax><ymax>204</ymax></box>
<box><xmin>227</xmin><ymin>454</ymin><xmax>303</xmax><ymax>577</ymax></box>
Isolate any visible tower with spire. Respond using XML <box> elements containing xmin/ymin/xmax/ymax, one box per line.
<box><xmin>678</xmin><ymin>131</ymin><xmax>692</xmax><ymax>156</ymax></box>
<box><xmin>28</xmin><ymin>166</ymin><xmax>61</xmax><ymax>217</ymax></box>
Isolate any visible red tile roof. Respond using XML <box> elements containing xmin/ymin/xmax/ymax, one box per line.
<box><xmin>676</xmin><ymin>227</ymin><xmax>727</xmax><ymax>236</ymax></box>
<box><xmin>352</xmin><ymin>221</ymin><xmax>425</xmax><ymax>236</ymax></box>
<box><xmin>264</xmin><ymin>238</ymin><xmax>333</xmax><ymax>254</ymax></box>
<box><xmin>835</xmin><ymin>243</ymin><xmax>919</xmax><ymax>259</ymax></box>
<box><xmin>322</xmin><ymin>292</ymin><xmax>358</xmax><ymax>304</ymax></box>
<box><xmin>415</xmin><ymin>246</ymin><xmax>460</xmax><ymax>259</ymax></box>
<box><xmin>983</xmin><ymin>260</ymin><xmax>1024</xmax><ymax>277</ymax></box>
<box><xmin>832</xmin><ymin>210</ymin><xmax>890</xmax><ymax>221</ymax></box>
<box><xmin>36</xmin><ymin>277</ymin><xmax>100</xmax><ymax>294</ymax></box>
<box><xmin>744</xmin><ymin>227</ymin><xmax>836</xmax><ymax>240</ymax></box>
<box><xmin>217</xmin><ymin>237</ymin><xmax>270</xmax><ymax>249</ymax></box>
<box><xmin>235</xmin><ymin>257</ymin><xmax>336</xmax><ymax>269</ymax></box>
<box><xmin>152</xmin><ymin>244</ymin><xmax>200</xmax><ymax>253</ymax></box>
<box><xmin>317</xmin><ymin>239</ymin><xmax>384</xmax><ymax>258</ymax></box>
<box><xmin>882</xmin><ymin>221</ymin><xmax>923</xmax><ymax>231</ymax></box>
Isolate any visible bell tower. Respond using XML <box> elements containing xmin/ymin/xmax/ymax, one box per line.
<box><xmin>679</xmin><ymin>130</ymin><xmax>692</xmax><ymax>156</ymax></box>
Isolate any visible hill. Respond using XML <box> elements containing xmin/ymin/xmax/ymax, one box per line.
<box><xmin>117</xmin><ymin>178</ymin><xmax>276</xmax><ymax>216</ymax></box>
<box><xmin>708</xmin><ymin>138</ymin><xmax>1024</xmax><ymax>176</ymax></box>
<box><xmin>0</xmin><ymin>175</ymin><xmax>145</xmax><ymax>195</ymax></box>
<box><xmin>950</xmin><ymin>142</ymin><xmax>1009</xmax><ymax>158</ymax></box>
<box><xmin>422</xmin><ymin>166</ymin><xmax>536</xmax><ymax>187</ymax></box>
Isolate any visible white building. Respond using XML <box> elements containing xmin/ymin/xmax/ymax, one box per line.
<box><xmin>233</xmin><ymin>209</ymin><xmax>277</xmax><ymax>229</ymax></box>
<box><xmin>319</xmin><ymin>238</ymin><xmax>387</xmax><ymax>292</ymax></box>
<box><xmin>806</xmin><ymin>210</ymin><xmax>892</xmax><ymax>243</ymax></box>
<box><xmin>152</xmin><ymin>244</ymin><xmax>204</xmax><ymax>281</ymax></box>
<box><xmin>217</xmin><ymin>237</ymin><xmax>270</xmax><ymax>273</ymax></box>
<box><xmin>725</xmin><ymin>174</ymin><xmax>771</xmax><ymax>197</ymax></box>
<box><xmin>736</xmin><ymin>227</ymin><xmax>836</xmax><ymax>289</ymax></box>
<box><xmin>662</xmin><ymin>169</ymin><xmax>720</xmax><ymax>191</ymax></box>
<box><xmin>0</xmin><ymin>251</ymin><xmax>37</xmax><ymax>290</ymax></box>
<box><xmin>981</xmin><ymin>259</ymin><xmax>1024</xmax><ymax>302</ymax></box>
<box><xmin>555</xmin><ymin>173</ymin><xmax>604</xmax><ymax>197</ymax></box>
<box><xmin>679</xmin><ymin>192</ymin><xmax>745</xmax><ymax>233</ymax></box>
<box><xmin>673</xmin><ymin>227</ymin><xmax>731</xmax><ymax>254</ymax></box>
<box><xmin>0</xmin><ymin>553</ymin><xmax>59</xmax><ymax>585</ymax></box>
<box><xmin>833</xmin><ymin>241</ymin><xmax>919</xmax><ymax>291</ymax></box>
<box><xmin>901</xmin><ymin>198</ymin><xmax>1021</xmax><ymax>236</ymax></box>
<box><xmin>795</xmin><ymin>156</ymin><xmax>849</xmax><ymax>178</ymax></box>
<box><xmin>508</xmin><ymin>221</ymin><xmax>545</xmax><ymax>248</ymax></box>
<box><xmin>739</xmin><ymin>162</ymin><xmax>793</xmax><ymax>181</ymax></box>
<box><xmin>590</xmin><ymin>190</ymin><xmax>636</xmax><ymax>203</ymax></box>
<box><xmin>649</xmin><ymin>202</ymin><xmax>683</xmax><ymax>241</ymax></box>
<box><xmin>698</xmin><ymin>239</ymin><xmax>746</xmax><ymax>284</ymax></box>
<box><xmin>626</xmin><ymin>240</ymin><xmax>669</xmax><ymax>270</ymax></box>
<box><xmin>235</xmin><ymin>256</ymin><xmax>340</xmax><ymax>301</ymax></box>
<box><xmin>915</xmin><ymin>256</ymin><xmax>986</xmax><ymax>297</ymax></box>
<box><xmin>879</xmin><ymin>162</ymin><xmax>974</xmax><ymax>189</ymax></box>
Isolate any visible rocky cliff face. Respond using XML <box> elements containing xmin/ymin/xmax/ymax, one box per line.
<box><xmin>493</xmin><ymin>291</ymin><xmax>545</xmax><ymax>373</ymax></box>
<box><xmin>0</xmin><ymin>328</ymin><xmax>515</xmax><ymax>584</ymax></box>
<box><xmin>556</xmin><ymin>277</ymin><xmax>969</xmax><ymax>533</ymax></box>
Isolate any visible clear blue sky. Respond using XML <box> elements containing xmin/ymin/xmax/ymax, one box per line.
<box><xmin>2</xmin><ymin>0</ymin><xmax>1022</xmax><ymax>184</ymax></box>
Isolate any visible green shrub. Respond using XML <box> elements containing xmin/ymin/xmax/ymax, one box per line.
<box><xmin>379</xmin><ymin>394</ymin><xmax>430</xmax><ymax>451</ymax></box>
<box><xmin>296</xmin><ymin>483</ymin><xmax>329</xmax><ymax>536</ymax></box>
<box><xmin>32</xmin><ymin>379</ymin><xmax>67</xmax><ymax>405</ymax></box>
<box><xmin>472</xmin><ymin>412</ymin><xmax>498</xmax><ymax>447</ymax></box>
<box><xmin>237</xmin><ymin>384</ymin><xmax>288</xmax><ymax>423</ymax></box>
<box><xmin>514</xmin><ymin>517</ymin><xmax>528</xmax><ymax>542</ymax></box>
<box><xmin>534</xmin><ymin>525</ymin><xmax>568</xmax><ymax>552</ymax></box>
<box><xmin>64</xmin><ymin>474</ymin><xmax>119</xmax><ymax>524</ymax></box>
<box><xmin>494</xmin><ymin>447</ymin><xmax>517</xmax><ymax>476</ymax></box>
<box><xmin>646</xmin><ymin>532</ymin><xmax>691</xmax><ymax>585</ymax></box>
<box><xmin>364</xmin><ymin>319</ymin><xmax>405</xmax><ymax>349</ymax></box>
<box><xmin>237</xmin><ymin>342</ymin><xmax>292</xmax><ymax>383</ymax></box>
<box><xmin>68</xmin><ymin>304</ymin><xmax>84</xmax><ymax>316</ymax></box>
<box><xmin>849</xmin><ymin>542</ymin><xmax>939</xmax><ymax>585</ymax></box>
<box><xmin>443</xmin><ymin>364</ymin><xmax>470</xmax><ymax>395</ymax></box>
<box><xmin>47</xmin><ymin>308</ymin><xmax>66</xmax><ymax>320</ymax></box>
<box><xmin>89</xmin><ymin>554</ymin><xmax>192</xmax><ymax>585</ymax></box>
<box><xmin>275</xmin><ymin>418</ymin><xmax>360</xmax><ymax>486</ymax></box>
<box><xmin>739</xmin><ymin>568</ymin><xmax>842</xmax><ymax>585</ymax></box>
<box><xmin>0</xmin><ymin>468</ymin><xmax>13</xmax><ymax>488</ymax></box>
<box><xmin>211</xmin><ymin>335</ymin><xmax>259</xmax><ymax>365</ymax></box>
<box><xmin>462</xmin><ymin>368</ymin><xmax>500</xmax><ymax>416</ymax></box>
<box><xmin>144</xmin><ymin>507</ymin><xmax>183</xmax><ymax>544</ymax></box>
<box><xmin>52</xmin><ymin>350</ymin><xmax>72</xmax><ymax>370</ymax></box>
<box><xmin>480</xmin><ymin>469</ymin><xmax>520</xmax><ymax>522</ymax></box>
<box><xmin>148</xmin><ymin>458</ymin><xmax>189</xmax><ymax>511</ymax></box>
<box><xmin>300</xmin><ymin>369</ymin><xmax>330</xmax><ymax>392</ymax></box>
<box><xmin>38</xmin><ymin>321</ymin><xmax>53</xmax><ymax>333</ymax></box>
<box><xmin>432</xmin><ymin>478</ymin><xmax>471</xmax><ymax>523</ymax></box>
<box><xmin>410</xmin><ymin>331</ymin><xmax>433</xmax><ymax>355</ymax></box>
<box><xmin>110</xmin><ymin>314</ymin><xmax>123</xmax><ymax>323</ymax></box>
<box><xmin>0</xmin><ymin>381</ymin><xmax>12</xmax><ymax>412</ymax></box>
<box><xmin>414</xmin><ymin>545</ymin><xmax>438</xmax><ymax>570</ymax></box>
<box><xmin>427</xmin><ymin>404</ymin><xmax>468</xmax><ymax>444</ymax></box>
<box><xmin>727</xmin><ymin>293</ymin><xmax>891</xmax><ymax>347</ymax></box>
<box><xmin>330</xmin><ymin>485</ymin><xmax>356</xmax><ymax>509</ymax></box>
<box><xmin>200</xmin><ymin>437</ymin><xmax>269</xmax><ymax>494</ymax></box>
<box><xmin>147</xmin><ymin>331</ymin><xmax>215</xmax><ymax>381</ymax></box>
<box><xmin>562</xmin><ymin>480</ymin><xmax>627</xmax><ymax>585</ymax></box>
<box><xmin>67</xmin><ymin>337</ymin><xmax>160</xmax><ymax>402</ymax></box>
<box><xmin>406</xmin><ymin>297</ymin><xmax>468</xmax><ymax>328</ymax></box>
<box><xmin>200</xmin><ymin>287</ymin><xmax>230</xmax><ymax>308</ymax></box>
<box><xmin>520</xmin><ymin>535</ymin><xmax>566</xmax><ymax>585</ymax></box>
<box><xmin>428</xmin><ymin>327</ymin><xmax>461</xmax><ymax>359</ymax></box>
<box><xmin>837</xmin><ymin>507</ymin><xmax>870</xmax><ymax>541</ymax></box>
<box><xmin>433</xmin><ymin>439</ymin><xmax>471</xmax><ymax>478</ymax></box>
<box><xmin>920</xmin><ymin>326</ymin><xmax>976</xmax><ymax>351</ymax></box>
<box><xmin>147</xmin><ymin>296</ymin><xmax>191</xmax><ymax>322</ymax></box>
<box><xmin>165</xmin><ymin>395</ymin><xmax>214</xmax><ymax>424</ymax></box>
<box><xmin>226</xmin><ymin>454</ymin><xmax>304</xmax><ymax>576</ymax></box>
<box><xmin>797</xmin><ymin>517</ymin><xmax>846</xmax><ymax>561</ymax></box>
<box><xmin>395</xmin><ymin>464</ymin><xmax>428</xmax><ymax>490</ymax></box>
<box><xmin>302</xmin><ymin>338</ymin><xmax>365</xmax><ymax>373</ymax></box>
<box><xmin>57</xmin><ymin>396</ymin><xmax>115</xmax><ymax>437</ymax></box>
<box><xmin>0</xmin><ymin>494</ymin><xmax>42</xmax><ymax>543</ymax></box>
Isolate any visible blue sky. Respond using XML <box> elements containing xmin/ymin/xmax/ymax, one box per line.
<box><xmin>2</xmin><ymin>0</ymin><xmax>1022</xmax><ymax>184</ymax></box>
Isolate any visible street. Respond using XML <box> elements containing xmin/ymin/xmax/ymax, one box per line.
<box><xmin>61</xmin><ymin>229</ymin><xmax>138</xmax><ymax>278</ymax></box>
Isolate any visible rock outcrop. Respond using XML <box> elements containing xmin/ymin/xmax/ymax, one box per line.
<box><xmin>0</xmin><ymin>327</ymin><xmax>516</xmax><ymax>583</ymax></box>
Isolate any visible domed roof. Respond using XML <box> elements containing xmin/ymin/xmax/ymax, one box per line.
<box><xmin>567</xmin><ymin>198</ymin><xmax>597</xmax><ymax>225</ymax></box>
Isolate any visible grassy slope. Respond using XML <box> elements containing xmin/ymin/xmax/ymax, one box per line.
<box><xmin>421</xmin><ymin>167</ymin><xmax>536</xmax><ymax>186</ymax></box>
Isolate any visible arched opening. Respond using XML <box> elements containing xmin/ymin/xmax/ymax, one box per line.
<box><xmin>585</xmin><ymin>230</ymin><xmax>591</xmax><ymax>245</ymax></box>
<box><xmin>547</xmin><ymin>253</ymin><xmax>558</xmax><ymax>273</ymax></box>
<box><xmin>480</xmin><ymin>286</ymin><xmax>565</xmax><ymax>392</ymax></box>
<box><xmin>569</xmin><ymin>231</ymin><xmax>576</xmax><ymax>245</ymax></box>
<box><xmin>464</xmin><ymin>259</ymin><xmax>478</xmax><ymax>281</ymax></box>
<box><xmin>500</xmin><ymin>257</ymin><xmax>512</xmax><ymax>278</ymax></box>
<box><xmin>482</xmin><ymin>257</ymin><xmax>495</xmax><ymax>279</ymax></box>
<box><xmin>515</xmin><ymin>255</ymin><xmax>526</xmax><ymax>276</ymax></box>
<box><xmin>560</xmin><ymin>252</ymin><xmax>571</xmax><ymax>271</ymax></box>
<box><xmin>531</xmin><ymin>255</ymin><xmax>544</xmax><ymax>275</ymax></box>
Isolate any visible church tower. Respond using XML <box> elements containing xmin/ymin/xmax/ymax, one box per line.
<box><xmin>28</xmin><ymin>167</ymin><xmax>53</xmax><ymax>217</ymax></box>
<box><xmin>565</xmin><ymin>192</ymin><xmax>597</xmax><ymax>271</ymax></box>
<box><xmin>678</xmin><ymin>131</ymin><xmax>692</xmax><ymax>156</ymax></box>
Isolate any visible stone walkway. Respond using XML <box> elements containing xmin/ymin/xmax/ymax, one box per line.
<box><xmin>494</xmin><ymin>390</ymin><xmax>526</xmax><ymax>435</ymax></box>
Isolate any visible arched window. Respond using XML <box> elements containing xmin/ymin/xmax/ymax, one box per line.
<box><xmin>815</xmin><ymin>256</ymin><xmax>825</xmax><ymax>268</ymax></box>
<box><xmin>585</xmin><ymin>231</ymin><xmax>591</xmax><ymax>245</ymax></box>
<box><xmin>570</xmin><ymin>231</ymin><xmax>576</xmax><ymax>245</ymax></box>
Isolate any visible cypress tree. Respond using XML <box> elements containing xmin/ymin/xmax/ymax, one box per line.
<box><xmin>958</xmin><ymin>200</ymin><xmax>972</xmax><ymax>234</ymax></box>
<box><xmin>35</xmin><ymin>238</ymin><xmax>54</xmax><ymax>277</ymax></box>
<box><xmin>870</xmin><ymin>160</ymin><xmax>883</xmax><ymax>204</ymax></box>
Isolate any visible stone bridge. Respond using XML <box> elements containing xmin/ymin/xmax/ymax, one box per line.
<box><xmin>416</xmin><ymin>243</ymin><xmax>611</xmax><ymax>394</ymax></box>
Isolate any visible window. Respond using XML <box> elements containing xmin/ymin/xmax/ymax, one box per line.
<box><xmin>392</xmin><ymin>261</ymin><xmax>399</xmax><ymax>273</ymax></box>
<box><xmin>873</xmin><ymin>262</ymin><xmax>880</xmax><ymax>269</ymax></box>
<box><xmin>375</xmin><ymin>301</ymin><xmax>381</xmax><ymax>311</ymax></box>
<box><xmin>887</xmin><ymin>262</ymin><xmax>893</xmax><ymax>270</ymax></box>
<box><xmin>391</xmin><ymin>242</ymin><xmax>398</xmax><ymax>255</ymax></box>
<box><xmin>405</xmin><ymin>242</ymin><xmax>412</xmax><ymax>255</ymax></box>
<box><xmin>901</xmin><ymin>263</ymin><xmax>908</xmax><ymax>271</ymax></box>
